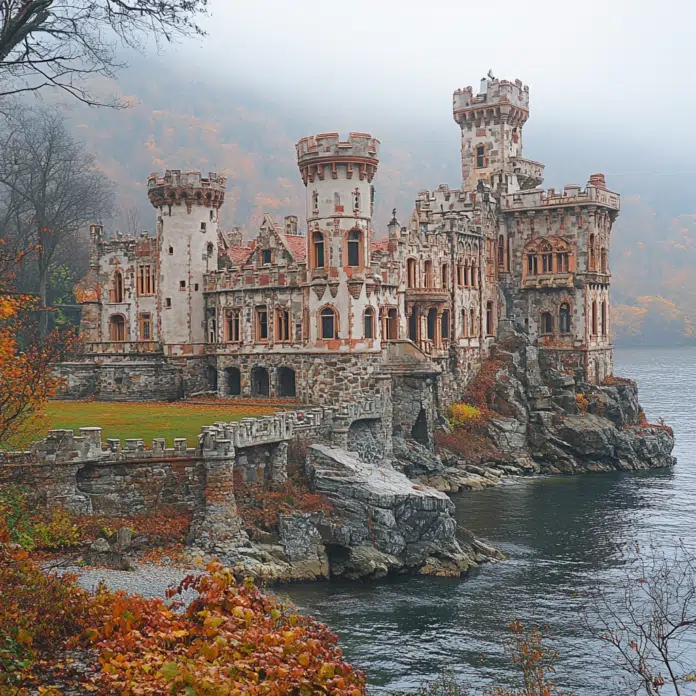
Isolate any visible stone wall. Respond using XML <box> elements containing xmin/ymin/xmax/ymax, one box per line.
<box><xmin>54</xmin><ymin>360</ymin><xmax>183</xmax><ymax>402</ymax></box>
<box><xmin>214</xmin><ymin>351</ymin><xmax>384</xmax><ymax>405</ymax></box>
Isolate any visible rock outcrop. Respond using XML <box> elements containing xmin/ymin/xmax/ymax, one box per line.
<box><xmin>425</xmin><ymin>326</ymin><xmax>675</xmax><ymax>487</ymax></box>
<box><xmin>186</xmin><ymin>444</ymin><xmax>502</xmax><ymax>582</ymax></box>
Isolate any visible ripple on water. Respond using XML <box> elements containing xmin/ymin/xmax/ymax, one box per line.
<box><xmin>284</xmin><ymin>347</ymin><xmax>696</xmax><ymax>694</ymax></box>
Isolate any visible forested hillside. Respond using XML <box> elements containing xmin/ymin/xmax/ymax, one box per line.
<box><xmin>62</xmin><ymin>61</ymin><xmax>696</xmax><ymax>347</ymax></box>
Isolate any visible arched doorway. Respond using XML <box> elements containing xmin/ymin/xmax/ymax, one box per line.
<box><xmin>109</xmin><ymin>314</ymin><xmax>126</xmax><ymax>341</ymax></box>
<box><xmin>411</xmin><ymin>407</ymin><xmax>430</xmax><ymax>445</ymax></box>
<box><xmin>277</xmin><ymin>367</ymin><xmax>296</xmax><ymax>397</ymax></box>
<box><xmin>206</xmin><ymin>366</ymin><xmax>218</xmax><ymax>392</ymax></box>
<box><xmin>251</xmin><ymin>366</ymin><xmax>270</xmax><ymax>397</ymax></box>
<box><xmin>225</xmin><ymin>366</ymin><xmax>241</xmax><ymax>396</ymax></box>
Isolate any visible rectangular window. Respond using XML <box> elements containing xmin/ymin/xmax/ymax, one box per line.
<box><xmin>476</xmin><ymin>145</ymin><xmax>485</xmax><ymax>168</ymax></box>
<box><xmin>200</xmin><ymin>222</ymin><xmax>207</xmax><ymax>232</ymax></box>
<box><xmin>557</xmin><ymin>252</ymin><xmax>569</xmax><ymax>273</ymax></box>
<box><xmin>138</xmin><ymin>312</ymin><xmax>152</xmax><ymax>340</ymax></box>
<box><xmin>276</xmin><ymin>309</ymin><xmax>290</xmax><ymax>342</ymax></box>
<box><xmin>179</xmin><ymin>280</ymin><xmax>186</xmax><ymax>290</ymax></box>
<box><xmin>261</xmin><ymin>249</ymin><xmax>272</xmax><ymax>265</ymax></box>
<box><xmin>256</xmin><ymin>307</ymin><xmax>268</xmax><ymax>341</ymax></box>
<box><xmin>136</xmin><ymin>265</ymin><xmax>155</xmax><ymax>296</ymax></box>
<box><xmin>225</xmin><ymin>310</ymin><xmax>240</xmax><ymax>342</ymax></box>
<box><xmin>165</xmin><ymin>297</ymin><xmax>172</xmax><ymax>308</ymax></box>
<box><xmin>528</xmin><ymin>255</ymin><xmax>538</xmax><ymax>275</ymax></box>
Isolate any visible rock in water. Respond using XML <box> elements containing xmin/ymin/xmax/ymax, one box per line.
<box><xmin>305</xmin><ymin>444</ymin><xmax>498</xmax><ymax>579</ymax></box>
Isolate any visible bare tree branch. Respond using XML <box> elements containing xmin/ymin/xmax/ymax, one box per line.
<box><xmin>0</xmin><ymin>0</ymin><xmax>209</xmax><ymax>107</ymax></box>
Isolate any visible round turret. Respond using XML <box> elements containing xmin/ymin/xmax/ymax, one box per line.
<box><xmin>147</xmin><ymin>169</ymin><xmax>227</xmax><ymax>210</ymax></box>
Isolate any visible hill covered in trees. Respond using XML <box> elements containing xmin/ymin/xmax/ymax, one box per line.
<box><xmin>62</xmin><ymin>59</ymin><xmax>696</xmax><ymax>348</ymax></box>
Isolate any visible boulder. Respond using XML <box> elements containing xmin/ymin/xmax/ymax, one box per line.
<box><xmin>304</xmin><ymin>444</ymin><xmax>490</xmax><ymax>577</ymax></box>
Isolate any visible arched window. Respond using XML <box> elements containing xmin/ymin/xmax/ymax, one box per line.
<box><xmin>541</xmin><ymin>311</ymin><xmax>553</xmax><ymax>334</ymax></box>
<box><xmin>225</xmin><ymin>309</ymin><xmax>241</xmax><ymax>342</ymax></box>
<box><xmin>441</xmin><ymin>264</ymin><xmax>449</xmax><ymax>288</ymax></box>
<box><xmin>407</xmin><ymin>258</ymin><xmax>418</xmax><ymax>288</ymax></box>
<box><xmin>320</xmin><ymin>307</ymin><xmax>337</xmax><ymax>340</ymax></box>
<box><xmin>226</xmin><ymin>367</ymin><xmax>241</xmax><ymax>396</ymax></box>
<box><xmin>312</xmin><ymin>232</ymin><xmax>325</xmax><ymax>269</ymax></box>
<box><xmin>277</xmin><ymin>367</ymin><xmax>296</xmax><ymax>397</ymax></box>
<box><xmin>109</xmin><ymin>314</ymin><xmax>126</xmax><ymax>341</ymax></box>
<box><xmin>600</xmin><ymin>247</ymin><xmax>608</xmax><ymax>274</ymax></box>
<box><xmin>591</xmin><ymin>300</ymin><xmax>598</xmax><ymax>336</ymax></box>
<box><xmin>364</xmin><ymin>307</ymin><xmax>375</xmax><ymax>339</ymax></box>
<box><xmin>486</xmin><ymin>301</ymin><xmax>494</xmax><ymax>336</ymax></box>
<box><xmin>601</xmin><ymin>300</ymin><xmax>608</xmax><ymax>336</ymax></box>
<box><xmin>113</xmin><ymin>269</ymin><xmax>124</xmax><ymax>303</ymax></box>
<box><xmin>457</xmin><ymin>264</ymin><xmax>464</xmax><ymax>287</ymax></box>
<box><xmin>424</xmin><ymin>260</ymin><xmax>433</xmax><ymax>288</ymax></box>
<box><xmin>589</xmin><ymin>234</ymin><xmax>596</xmax><ymax>271</ymax></box>
<box><xmin>559</xmin><ymin>303</ymin><xmax>571</xmax><ymax>334</ymax></box>
<box><xmin>470</xmin><ymin>309</ymin><xmax>477</xmax><ymax>337</ymax></box>
<box><xmin>462</xmin><ymin>309</ymin><xmax>468</xmax><ymax>337</ymax></box>
<box><xmin>498</xmin><ymin>235</ymin><xmax>505</xmax><ymax>267</ymax></box>
<box><xmin>347</xmin><ymin>229</ymin><xmax>361</xmax><ymax>267</ymax></box>
<box><xmin>471</xmin><ymin>262</ymin><xmax>478</xmax><ymax>287</ymax></box>
<box><xmin>441</xmin><ymin>310</ymin><xmax>450</xmax><ymax>341</ymax></box>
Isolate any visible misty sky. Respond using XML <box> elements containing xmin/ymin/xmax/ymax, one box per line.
<box><xmin>179</xmin><ymin>0</ymin><xmax>693</xmax><ymax>173</ymax></box>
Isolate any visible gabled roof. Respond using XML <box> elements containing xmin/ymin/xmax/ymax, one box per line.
<box><xmin>283</xmin><ymin>233</ymin><xmax>307</xmax><ymax>261</ymax></box>
<box><xmin>227</xmin><ymin>245</ymin><xmax>253</xmax><ymax>265</ymax></box>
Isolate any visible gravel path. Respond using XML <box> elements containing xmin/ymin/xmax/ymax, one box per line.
<box><xmin>57</xmin><ymin>563</ymin><xmax>203</xmax><ymax>604</ymax></box>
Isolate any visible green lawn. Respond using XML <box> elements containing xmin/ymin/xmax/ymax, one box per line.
<box><xmin>32</xmin><ymin>400</ymin><xmax>280</xmax><ymax>448</ymax></box>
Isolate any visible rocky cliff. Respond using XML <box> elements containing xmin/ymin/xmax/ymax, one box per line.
<box><xmin>409</xmin><ymin>324</ymin><xmax>676</xmax><ymax>492</ymax></box>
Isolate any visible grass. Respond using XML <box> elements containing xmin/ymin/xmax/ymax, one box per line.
<box><xmin>16</xmin><ymin>400</ymin><xmax>281</xmax><ymax>449</ymax></box>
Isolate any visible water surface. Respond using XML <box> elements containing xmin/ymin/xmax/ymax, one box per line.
<box><xmin>284</xmin><ymin>347</ymin><xmax>696</xmax><ymax>693</ymax></box>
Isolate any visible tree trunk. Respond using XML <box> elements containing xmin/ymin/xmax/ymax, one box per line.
<box><xmin>38</xmin><ymin>242</ymin><xmax>48</xmax><ymax>338</ymax></box>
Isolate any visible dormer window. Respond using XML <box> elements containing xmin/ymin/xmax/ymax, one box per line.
<box><xmin>261</xmin><ymin>249</ymin><xmax>272</xmax><ymax>265</ymax></box>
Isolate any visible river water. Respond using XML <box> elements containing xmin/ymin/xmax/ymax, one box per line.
<box><xmin>284</xmin><ymin>347</ymin><xmax>696</xmax><ymax>693</ymax></box>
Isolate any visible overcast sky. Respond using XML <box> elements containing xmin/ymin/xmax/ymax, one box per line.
<box><xmin>182</xmin><ymin>0</ymin><xmax>693</xmax><ymax>171</ymax></box>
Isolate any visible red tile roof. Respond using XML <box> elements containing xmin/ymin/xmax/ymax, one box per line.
<box><xmin>227</xmin><ymin>246</ymin><xmax>252</xmax><ymax>265</ymax></box>
<box><xmin>283</xmin><ymin>234</ymin><xmax>307</xmax><ymax>261</ymax></box>
<box><xmin>371</xmin><ymin>240</ymin><xmax>390</xmax><ymax>252</ymax></box>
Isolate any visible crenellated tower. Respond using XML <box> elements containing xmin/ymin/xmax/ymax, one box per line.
<box><xmin>296</xmin><ymin>133</ymin><xmax>382</xmax><ymax>349</ymax></box>
<box><xmin>453</xmin><ymin>77</ymin><xmax>543</xmax><ymax>194</ymax></box>
<box><xmin>148</xmin><ymin>170</ymin><xmax>226</xmax><ymax>350</ymax></box>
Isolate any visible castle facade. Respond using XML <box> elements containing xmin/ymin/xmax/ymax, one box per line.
<box><xmin>65</xmin><ymin>75</ymin><xmax>618</xmax><ymax>409</ymax></box>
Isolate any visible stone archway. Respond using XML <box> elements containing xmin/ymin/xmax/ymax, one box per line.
<box><xmin>251</xmin><ymin>366</ymin><xmax>270</xmax><ymax>397</ymax></box>
<box><xmin>277</xmin><ymin>366</ymin><xmax>296</xmax><ymax>397</ymax></box>
<box><xmin>225</xmin><ymin>366</ymin><xmax>241</xmax><ymax>396</ymax></box>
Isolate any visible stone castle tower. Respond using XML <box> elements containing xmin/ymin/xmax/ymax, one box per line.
<box><xmin>147</xmin><ymin>170</ymin><xmax>226</xmax><ymax>351</ymax></box>
<box><xmin>453</xmin><ymin>77</ymin><xmax>544</xmax><ymax>194</ymax></box>
<box><xmin>296</xmin><ymin>132</ymin><xmax>382</xmax><ymax>349</ymax></box>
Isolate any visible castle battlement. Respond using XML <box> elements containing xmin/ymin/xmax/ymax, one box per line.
<box><xmin>1</xmin><ymin>398</ymin><xmax>382</xmax><ymax>466</ymax></box>
<box><xmin>147</xmin><ymin>169</ymin><xmax>227</xmax><ymax>208</ymax></box>
<box><xmin>453</xmin><ymin>78</ymin><xmax>529</xmax><ymax>117</ymax></box>
<box><xmin>501</xmin><ymin>174</ymin><xmax>620</xmax><ymax>213</ymax></box>
<box><xmin>296</xmin><ymin>132</ymin><xmax>379</xmax><ymax>162</ymax></box>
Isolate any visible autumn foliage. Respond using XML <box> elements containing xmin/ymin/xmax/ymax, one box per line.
<box><xmin>0</xmin><ymin>239</ymin><xmax>73</xmax><ymax>448</ymax></box>
<box><xmin>0</xmin><ymin>511</ymin><xmax>366</xmax><ymax>694</ymax></box>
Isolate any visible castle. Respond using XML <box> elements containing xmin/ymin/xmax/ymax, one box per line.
<box><xmin>62</xmin><ymin>75</ymin><xmax>619</xmax><ymax>414</ymax></box>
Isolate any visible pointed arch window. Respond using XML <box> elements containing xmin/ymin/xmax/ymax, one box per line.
<box><xmin>486</xmin><ymin>301</ymin><xmax>494</xmax><ymax>336</ymax></box>
<box><xmin>589</xmin><ymin>234</ymin><xmax>596</xmax><ymax>271</ymax></box>
<box><xmin>461</xmin><ymin>309</ymin><xmax>468</xmax><ymax>337</ymax></box>
<box><xmin>441</xmin><ymin>264</ymin><xmax>449</xmax><ymax>288</ymax></box>
<box><xmin>591</xmin><ymin>300</ymin><xmax>598</xmax><ymax>336</ymax></box>
<box><xmin>601</xmin><ymin>300</ymin><xmax>608</xmax><ymax>336</ymax></box>
<box><xmin>470</xmin><ymin>309</ymin><xmax>477</xmax><ymax>337</ymax></box>
<box><xmin>498</xmin><ymin>235</ymin><xmax>505</xmax><ymax>267</ymax></box>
